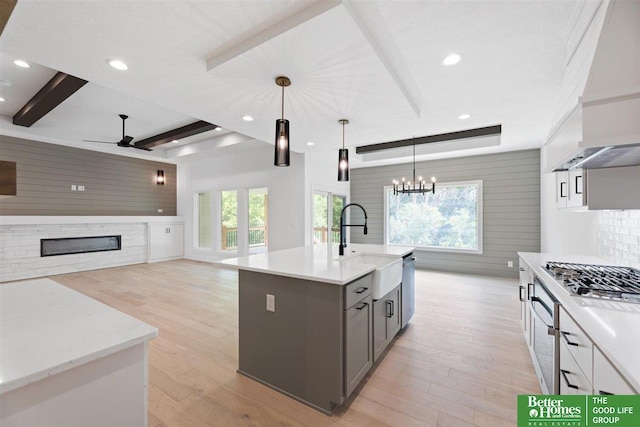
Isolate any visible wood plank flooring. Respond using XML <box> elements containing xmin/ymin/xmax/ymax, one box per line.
<box><xmin>50</xmin><ymin>260</ymin><xmax>540</xmax><ymax>426</ymax></box>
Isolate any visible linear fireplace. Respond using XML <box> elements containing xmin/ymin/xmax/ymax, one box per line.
<box><xmin>41</xmin><ymin>235</ymin><xmax>122</xmax><ymax>257</ymax></box>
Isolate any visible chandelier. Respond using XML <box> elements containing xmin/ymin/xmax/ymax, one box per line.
<box><xmin>392</xmin><ymin>142</ymin><xmax>435</xmax><ymax>195</ymax></box>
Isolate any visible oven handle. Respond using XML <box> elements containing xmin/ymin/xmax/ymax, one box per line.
<box><xmin>530</xmin><ymin>299</ymin><xmax>557</xmax><ymax>336</ymax></box>
<box><xmin>531</xmin><ymin>296</ymin><xmax>553</xmax><ymax>318</ymax></box>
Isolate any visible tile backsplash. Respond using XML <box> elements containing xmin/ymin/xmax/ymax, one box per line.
<box><xmin>597</xmin><ymin>210</ymin><xmax>640</xmax><ymax>269</ymax></box>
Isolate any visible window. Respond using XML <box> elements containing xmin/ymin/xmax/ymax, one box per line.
<box><xmin>221</xmin><ymin>190</ymin><xmax>238</xmax><ymax>252</ymax></box>
<box><xmin>248</xmin><ymin>187</ymin><xmax>268</xmax><ymax>253</ymax></box>
<box><xmin>196</xmin><ymin>192</ymin><xmax>212</xmax><ymax>249</ymax></box>
<box><xmin>313</xmin><ymin>191</ymin><xmax>346</xmax><ymax>244</ymax></box>
<box><xmin>384</xmin><ymin>180</ymin><xmax>483</xmax><ymax>253</ymax></box>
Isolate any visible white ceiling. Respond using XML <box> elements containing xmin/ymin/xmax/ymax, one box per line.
<box><xmin>0</xmin><ymin>0</ymin><xmax>582</xmax><ymax>167</ymax></box>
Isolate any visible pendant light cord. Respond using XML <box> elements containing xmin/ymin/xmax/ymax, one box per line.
<box><xmin>342</xmin><ymin>122</ymin><xmax>345</xmax><ymax>149</ymax></box>
<box><xmin>412</xmin><ymin>140</ymin><xmax>416</xmax><ymax>186</ymax></box>
<box><xmin>281</xmin><ymin>84</ymin><xmax>285</xmax><ymax>120</ymax></box>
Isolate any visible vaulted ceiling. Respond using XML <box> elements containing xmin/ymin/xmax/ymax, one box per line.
<box><xmin>0</xmin><ymin>0</ymin><xmax>583</xmax><ymax>166</ymax></box>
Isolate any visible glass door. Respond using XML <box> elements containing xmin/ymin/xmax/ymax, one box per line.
<box><xmin>249</xmin><ymin>187</ymin><xmax>268</xmax><ymax>253</ymax></box>
<box><xmin>221</xmin><ymin>190</ymin><xmax>238</xmax><ymax>253</ymax></box>
<box><xmin>313</xmin><ymin>190</ymin><xmax>346</xmax><ymax>245</ymax></box>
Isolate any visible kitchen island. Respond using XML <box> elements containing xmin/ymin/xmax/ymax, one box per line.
<box><xmin>222</xmin><ymin>243</ymin><xmax>415</xmax><ymax>414</ymax></box>
<box><xmin>0</xmin><ymin>278</ymin><xmax>158</xmax><ymax>427</ymax></box>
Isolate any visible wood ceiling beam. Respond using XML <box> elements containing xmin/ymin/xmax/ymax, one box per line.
<box><xmin>356</xmin><ymin>125</ymin><xmax>502</xmax><ymax>154</ymax></box>
<box><xmin>205</xmin><ymin>0</ymin><xmax>341</xmax><ymax>71</ymax></box>
<box><xmin>134</xmin><ymin>121</ymin><xmax>219</xmax><ymax>149</ymax></box>
<box><xmin>0</xmin><ymin>0</ymin><xmax>17</xmax><ymax>36</ymax></box>
<box><xmin>13</xmin><ymin>72</ymin><xmax>88</xmax><ymax>127</ymax></box>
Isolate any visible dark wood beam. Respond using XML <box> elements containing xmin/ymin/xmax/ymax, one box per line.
<box><xmin>13</xmin><ymin>72</ymin><xmax>88</xmax><ymax>127</ymax></box>
<box><xmin>355</xmin><ymin>124</ymin><xmax>502</xmax><ymax>154</ymax></box>
<box><xmin>0</xmin><ymin>0</ymin><xmax>17</xmax><ymax>36</ymax></box>
<box><xmin>134</xmin><ymin>121</ymin><xmax>219</xmax><ymax>149</ymax></box>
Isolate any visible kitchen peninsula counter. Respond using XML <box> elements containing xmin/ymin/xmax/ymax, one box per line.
<box><xmin>220</xmin><ymin>243</ymin><xmax>414</xmax><ymax>284</ymax></box>
<box><xmin>0</xmin><ymin>278</ymin><xmax>158</xmax><ymax>426</ymax></box>
<box><xmin>518</xmin><ymin>252</ymin><xmax>640</xmax><ymax>393</ymax></box>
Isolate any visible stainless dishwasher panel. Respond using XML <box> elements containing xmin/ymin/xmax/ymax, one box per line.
<box><xmin>530</xmin><ymin>277</ymin><xmax>560</xmax><ymax>394</ymax></box>
<box><xmin>401</xmin><ymin>254</ymin><xmax>415</xmax><ymax>328</ymax></box>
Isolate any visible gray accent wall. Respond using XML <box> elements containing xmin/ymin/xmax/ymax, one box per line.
<box><xmin>350</xmin><ymin>149</ymin><xmax>541</xmax><ymax>278</ymax></box>
<box><xmin>0</xmin><ymin>135</ymin><xmax>176</xmax><ymax>215</ymax></box>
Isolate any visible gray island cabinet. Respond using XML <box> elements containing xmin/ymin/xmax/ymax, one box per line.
<box><xmin>225</xmin><ymin>243</ymin><xmax>415</xmax><ymax>414</ymax></box>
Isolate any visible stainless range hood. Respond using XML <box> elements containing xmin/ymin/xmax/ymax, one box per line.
<box><xmin>545</xmin><ymin>0</ymin><xmax>640</xmax><ymax>172</ymax></box>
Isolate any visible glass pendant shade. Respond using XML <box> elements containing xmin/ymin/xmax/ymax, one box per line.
<box><xmin>338</xmin><ymin>148</ymin><xmax>349</xmax><ymax>181</ymax></box>
<box><xmin>274</xmin><ymin>118</ymin><xmax>290</xmax><ymax>167</ymax></box>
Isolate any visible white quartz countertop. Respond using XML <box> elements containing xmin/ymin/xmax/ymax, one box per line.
<box><xmin>518</xmin><ymin>252</ymin><xmax>640</xmax><ymax>393</ymax></box>
<box><xmin>0</xmin><ymin>278</ymin><xmax>158</xmax><ymax>395</ymax></box>
<box><xmin>220</xmin><ymin>243</ymin><xmax>415</xmax><ymax>285</ymax></box>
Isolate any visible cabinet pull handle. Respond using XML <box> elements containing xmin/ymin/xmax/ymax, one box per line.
<box><xmin>519</xmin><ymin>267</ymin><xmax>525</xmax><ymax>272</ymax></box>
<box><xmin>560</xmin><ymin>369</ymin><xmax>579</xmax><ymax>389</ymax></box>
<box><xmin>560</xmin><ymin>181</ymin><xmax>567</xmax><ymax>198</ymax></box>
<box><xmin>355</xmin><ymin>287</ymin><xmax>368</xmax><ymax>294</ymax></box>
<box><xmin>385</xmin><ymin>300</ymin><xmax>393</xmax><ymax>317</ymax></box>
<box><xmin>527</xmin><ymin>283</ymin><xmax>533</xmax><ymax>301</ymax></box>
<box><xmin>598</xmin><ymin>390</ymin><xmax>614</xmax><ymax>395</ymax></box>
<box><xmin>575</xmin><ymin>175</ymin><xmax>583</xmax><ymax>194</ymax></box>
<box><xmin>560</xmin><ymin>331</ymin><xmax>579</xmax><ymax>346</ymax></box>
<box><xmin>356</xmin><ymin>302</ymin><xmax>368</xmax><ymax>310</ymax></box>
<box><xmin>519</xmin><ymin>285</ymin><xmax>525</xmax><ymax>302</ymax></box>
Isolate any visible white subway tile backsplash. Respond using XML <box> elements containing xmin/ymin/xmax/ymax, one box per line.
<box><xmin>597</xmin><ymin>210</ymin><xmax>640</xmax><ymax>269</ymax></box>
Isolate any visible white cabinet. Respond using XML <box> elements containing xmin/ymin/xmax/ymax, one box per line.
<box><xmin>593</xmin><ymin>347</ymin><xmax>636</xmax><ymax>395</ymax></box>
<box><xmin>560</xmin><ymin>342</ymin><xmax>593</xmax><ymax>394</ymax></box>
<box><xmin>559</xmin><ymin>307</ymin><xmax>594</xmax><ymax>394</ymax></box>
<box><xmin>518</xmin><ymin>258</ymin><xmax>532</xmax><ymax>346</ymax></box>
<box><xmin>149</xmin><ymin>223</ymin><xmax>184</xmax><ymax>262</ymax></box>
<box><xmin>556</xmin><ymin>170</ymin><xmax>587</xmax><ymax>209</ymax></box>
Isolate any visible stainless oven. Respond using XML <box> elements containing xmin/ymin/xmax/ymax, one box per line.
<box><xmin>530</xmin><ymin>277</ymin><xmax>560</xmax><ymax>394</ymax></box>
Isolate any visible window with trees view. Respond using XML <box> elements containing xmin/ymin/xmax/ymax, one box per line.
<box><xmin>385</xmin><ymin>180</ymin><xmax>483</xmax><ymax>253</ymax></box>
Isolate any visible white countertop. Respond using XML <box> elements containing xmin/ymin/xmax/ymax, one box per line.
<box><xmin>220</xmin><ymin>243</ymin><xmax>415</xmax><ymax>285</ymax></box>
<box><xmin>518</xmin><ymin>252</ymin><xmax>640</xmax><ymax>392</ymax></box>
<box><xmin>0</xmin><ymin>278</ymin><xmax>158</xmax><ymax>395</ymax></box>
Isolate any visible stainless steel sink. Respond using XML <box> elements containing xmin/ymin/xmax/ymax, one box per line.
<box><xmin>345</xmin><ymin>254</ymin><xmax>402</xmax><ymax>299</ymax></box>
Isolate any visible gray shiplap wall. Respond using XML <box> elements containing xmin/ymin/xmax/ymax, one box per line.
<box><xmin>350</xmin><ymin>149</ymin><xmax>540</xmax><ymax>278</ymax></box>
<box><xmin>0</xmin><ymin>135</ymin><xmax>176</xmax><ymax>215</ymax></box>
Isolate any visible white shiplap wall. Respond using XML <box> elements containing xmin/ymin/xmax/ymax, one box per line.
<box><xmin>350</xmin><ymin>149</ymin><xmax>541</xmax><ymax>278</ymax></box>
<box><xmin>597</xmin><ymin>210</ymin><xmax>640</xmax><ymax>269</ymax></box>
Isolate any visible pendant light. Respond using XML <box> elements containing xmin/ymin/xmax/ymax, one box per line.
<box><xmin>338</xmin><ymin>119</ymin><xmax>349</xmax><ymax>181</ymax></box>
<box><xmin>274</xmin><ymin>76</ymin><xmax>291</xmax><ymax>167</ymax></box>
<box><xmin>392</xmin><ymin>140</ymin><xmax>436</xmax><ymax>195</ymax></box>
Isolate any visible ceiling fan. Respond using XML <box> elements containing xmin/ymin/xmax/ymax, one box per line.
<box><xmin>84</xmin><ymin>114</ymin><xmax>152</xmax><ymax>151</ymax></box>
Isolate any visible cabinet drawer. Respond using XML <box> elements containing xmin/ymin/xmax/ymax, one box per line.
<box><xmin>560</xmin><ymin>341</ymin><xmax>593</xmax><ymax>394</ymax></box>
<box><xmin>345</xmin><ymin>274</ymin><xmax>373</xmax><ymax>309</ymax></box>
<box><xmin>559</xmin><ymin>307</ymin><xmax>593</xmax><ymax>384</ymax></box>
<box><xmin>593</xmin><ymin>347</ymin><xmax>636</xmax><ymax>395</ymax></box>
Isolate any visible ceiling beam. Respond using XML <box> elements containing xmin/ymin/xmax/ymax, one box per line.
<box><xmin>343</xmin><ymin>0</ymin><xmax>425</xmax><ymax>117</ymax></box>
<box><xmin>13</xmin><ymin>72</ymin><xmax>88</xmax><ymax>127</ymax></box>
<box><xmin>356</xmin><ymin>125</ymin><xmax>502</xmax><ymax>154</ymax></box>
<box><xmin>0</xmin><ymin>0</ymin><xmax>17</xmax><ymax>36</ymax></box>
<box><xmin>134</xmin><ymin>121</ymin><xmax>219</xmax><ymax>149</ymax></box>
<box><xmin>206</xmin><ymin>0</ymin><xmax>342</xmax><ymax>71</ymax></box>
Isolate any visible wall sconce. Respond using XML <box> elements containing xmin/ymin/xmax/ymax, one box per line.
<box><xmin>156</xmin><ymin>170</ymin><xmax>165</xmax><ymax>185</ymax></box>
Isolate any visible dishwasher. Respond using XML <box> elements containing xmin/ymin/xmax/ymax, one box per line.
<box><xmin>401</xmin><ymin>253</ymin><xmax>416</xmax><ymax>328</ymax></box>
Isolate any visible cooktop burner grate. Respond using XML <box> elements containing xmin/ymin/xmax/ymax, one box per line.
<box><xmin>545</xmin><ymin>261</ymin><xmax>640</xmax><ymax>303</ymax></box>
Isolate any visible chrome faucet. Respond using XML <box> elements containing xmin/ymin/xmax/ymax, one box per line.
<box><xmin>339</xmin><ymin>203</ymin><xmax>368</xmax><ymax>256</ymax></box>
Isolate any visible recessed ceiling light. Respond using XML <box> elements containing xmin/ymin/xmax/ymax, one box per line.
<box><xmin>214</xmin><ymin>126</ymin><xmax>222</xmax><ymax>131</ymax></box>
<box><xmin>242</xmin><ymin>115</ymin><xmax>254</xmax><ymax>122</ymax></box>
<box><xmin>458</xmin><ymin>114</ymin><xmax>471</xmax><ymax>120</ymax></box>
<box><xmin>0</xmin><ymin>97</ymin><xmax>5</xmax><ymax>102</ymax></box>
<box><xmin>14</xmin><ymin>59</ymin><xmax>30</xmax><ymax>68</ymax></box>
<box><xmin>306</xmin><ymin>141</ymin><xmax>315</xmax><ymax>146</ymax></box>
<box><xmin>172</xmin><ymin>140</ymin><xmax>179</xmax><ymax>144</ymax></box>
<box><xmin>106</xmin><ymin>59</ymin><xmax>128</xmax><ymax>71</ymax></box>
<box><xmin>442</xmin><ymin>53</ymin><xmax>462</xmax><ymax>66</ymax></box>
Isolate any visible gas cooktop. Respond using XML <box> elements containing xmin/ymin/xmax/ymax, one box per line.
<box><xmin>545</xmin><ymin>261</ymin><xmax>640</xmax><ymax>303</ymax></box>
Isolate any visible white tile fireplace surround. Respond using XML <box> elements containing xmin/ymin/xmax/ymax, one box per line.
<box><xmin>0</xmin><ymin>216</ymin><xmax>183</xmax><ymax>282</ymax></box>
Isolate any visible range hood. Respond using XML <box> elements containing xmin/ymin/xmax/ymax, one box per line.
<box><xmin>545</xmin><ymin>0</ymin><xmax>640</xmax><ymax>172</ymax></box>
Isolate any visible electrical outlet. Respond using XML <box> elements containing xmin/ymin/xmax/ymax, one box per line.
<box><xmin>158</xmin><ymin>208</ymin><xmax>163</xmax><ymax>213</ymax></box>
<box><xmin>71</xmin><ymin>185</ymin><xmax>77</xmax><ymax>191</ymax></box>
<box><xmin>508</xmin><ymin>260</ymin><xmax>514</xmax><ymax>268</ymax></box>
<box><xmin>78</xmin><ymin>185</ymin><xmax>85</xmax><ymax>191</ymax></box>
<box><xmin>266</xmin><ymin>294</ymin><xmax>275</xmax><ymax>312</ymax></box>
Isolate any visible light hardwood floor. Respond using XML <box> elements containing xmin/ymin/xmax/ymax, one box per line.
<box><xmin>51</xmin><ymin>260</ymin><xmax>540</xmax><ymax>427</ymax></box>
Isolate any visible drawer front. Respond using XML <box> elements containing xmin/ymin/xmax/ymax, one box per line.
<box><xmin>345</xmin><ymin>274</ymin><xmax>373</xmax><ymax>309</ymax></box>
<box><xmin>560</xmin><ymin>342</ymin><xmax>593</xmax><ymax>395</ymax></box>
<box><xmin>559</xmin><ymin>307</ymin><xmax>593</xmax><ymax>384</ymax></box>
<box><xmin>593</xmin><ymin>347</ymin><xmax>636</xmax><ymax>395</ymax></box>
